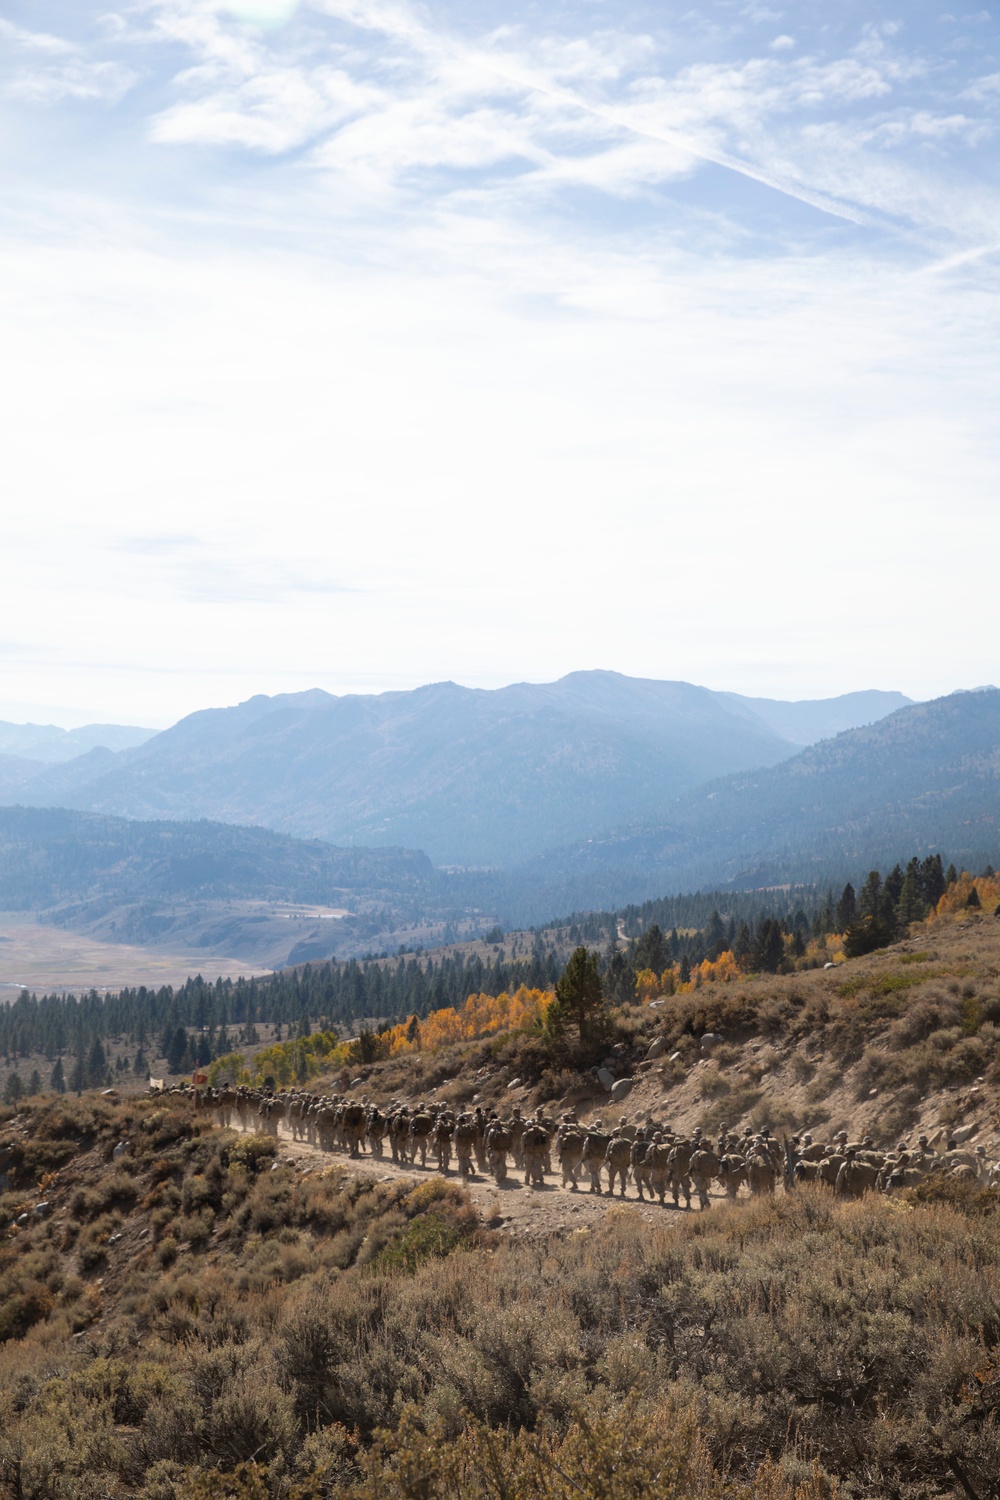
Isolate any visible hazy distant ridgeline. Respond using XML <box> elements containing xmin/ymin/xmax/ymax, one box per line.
<box><xmin>522</xmin><ymin>688</ymin><xmax>1000</xmax><ymax>903</ymax></box>
<box><xmin>0</xmin><ymin>807</ymin><xmax>430</xmax><ymax>910</ymax></box>
<box><xmin>0</xmin><ymin>674</ymin><xmax>910</xmax><ymax>866</ymax></box>
<box><xmin>0</xmin><ymin>720</ymin><xmax>153</xmax><ymax>762</ymax></box>
<box><xmin>0</xmin><ymin>689</ymin><xmax>996</xmax><ymax>953</ymax></box>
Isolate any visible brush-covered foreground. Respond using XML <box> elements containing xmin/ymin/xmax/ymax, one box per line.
<box><xmin>1</xmin><ymin>1093</ymin><xmax>1000</xmax><ymax>1498</ymax></box>
<box><xmin>5</xmin><ymin>910</ymin><xmax>1000</xmax><ymax>1498</ymax></box>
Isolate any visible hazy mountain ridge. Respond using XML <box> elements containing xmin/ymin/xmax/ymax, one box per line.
<box><xmin>0</xmin><ymin>808</ymin><xmax>445</xmax><ymax>967</ymax></box>
<box><xmin>1</xmin><ymin>688</ymin><xmax>993</xmax><ymax>962</ymax></box>
<box><xmin>0</xmin><ymin>720</ymin><xmax>153</xmax><ymax>763</ymax></box>
<box><xmin>523</xmin><ymin>689</ymin><xmax>1000</xmax><ymax>903</ymax></box>
<box><xmin>0</xmin><ymin>674</ymin><xmax>910</xmax><ymax>867</ymax></box>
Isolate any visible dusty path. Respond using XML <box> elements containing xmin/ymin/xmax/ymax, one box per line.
<box><xmin>223</xmin><ymin>1116</ymin><xmax>723</xmax><ymax>1237</ymax></box>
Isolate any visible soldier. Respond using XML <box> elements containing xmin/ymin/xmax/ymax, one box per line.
<box><xmin>432</xmin><ymin>1112</ymin><xmax>454</xmax><ymax>1173</ymax></box>
<box><xmin>582</xmin><ymin>1127</ymin><xmax>611</xmax><ymax>1195</ymax></box>
<box><xmin>689</xmin><ymin>1142</ymin><xmax>721</xmax><ymax>1211</ymax></box>
<box><xmin>605</xmin><ymin>1130</ymin><xmax>632</xmax><ymax>1198</ymax></box>
<box><xmin>631</xmin><ymin>1128</ymin><xmax>654</xmax><ymax>1201</ymax></box>
<box><xmin>556</xmin><ymin>1118</ymin><xmax>587</xmax><ymax>1191</ymax></box>
<box><xmin>453</xmin><ymin>1114</ymin><xmax>479</xmax><ymax>1177</ymax></box>
<box><xmin>485</xmin><ymin>1118</ymin><xmax>513</xmax><ymax>1184</ymax></box>
<box><xmin>509</xmin><ymin>1105</ymin><xmax>526</xmax><ymax>1168</ymax></box>
<box><xmin>521</xmin><ymin>1119</ymin><xmax>550</xmax><ymax>1187</ymax></box>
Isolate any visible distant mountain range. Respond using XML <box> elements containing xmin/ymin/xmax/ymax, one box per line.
<box><xmin>516</xmin><ymin>688</ymin><xmax>1000</xmax><ymax>910</ymax></box>
<box><xmin>0</xmin><ymin>674</ymin><xmax>910</xmax><ymax>866</ymax></box>
<box><xmin>1</xmin><ymin>686</ymin><xmax>999</xmax><ymax>963</ymax></box>
<box><xmin>0</xmin><ymin>721</ymin><xmax>153</xmax><ymax>763</ymax></box>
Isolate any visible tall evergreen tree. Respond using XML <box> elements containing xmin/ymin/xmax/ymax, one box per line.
<box><xmin>921</xmin><ymin>854</ymin><xmax>946</xmax><ymax>908</ymax></box>
<box><xmin>897</xmin><ymin>865</ymin><xmax>926</xmax><ymax>926</ymax></box>
<box><xmin>835</xmin><ymin>884</ymin><xmax>857</xmax><ymax>932</ymax></box>
<box><xmin>752</xmin><ymin>918</ymin><xmax>785</xmax><ymax>974</ymax></box>
<box><xmin>545</xmin><ymin>947</ymin><xmax>610</xmax><ymax>1048</ymax></box>
<box><xmin>632</xmin><ymin>924</ymin><xmax>668</xmax><ymax>975</ymax></box>
<box><xmin>86</xmin><ymin>1037</ymin><xmax>107</xmax><ymax>1089</ymax></box>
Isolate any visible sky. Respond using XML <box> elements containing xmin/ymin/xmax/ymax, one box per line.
<box><xmin>1</xmin><ymin>0</ymin><xmax>998</xmax><ymax>729</ymax></box>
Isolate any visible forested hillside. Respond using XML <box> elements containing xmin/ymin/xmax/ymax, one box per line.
<box><xmin>0</xmin><ymin>851</ymin><xmax>964</xmax><ymax>1091</ymax></box>
<box><xmin>0</xmin><ymin>807</ymin><xmax>431</xmax><ymax>911</ymax></box>
<box><xmin>0</xmin><ymin>808</ymin><xmax>455</xmax><ymax>966</ymax></box>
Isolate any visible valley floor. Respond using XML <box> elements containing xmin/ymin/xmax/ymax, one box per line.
<box><xmin>0</xmin><ymin>914</ymin><xmax>269</xmax><ymax>992</ymax></box>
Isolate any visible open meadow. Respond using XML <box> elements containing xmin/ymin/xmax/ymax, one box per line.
<box><xmin>0</xmin><ymin>915</ymin><xmax>269</xmax><ymax>995</ymax></box>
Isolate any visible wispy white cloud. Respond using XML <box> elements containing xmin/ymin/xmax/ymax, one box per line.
<box><xmin>152</xmin><ymin>64</ymin><xmax>377</xmax><ymax>150</ymax></box>
<box><xmin>86</xmin><ymin>0</ymin><xmax>987</xmax><ymax>255</ymax></box>
<box><xmin>1</xmin><ymin>0</ymin><xmax>999</xmax><ymax>724</ymax></box>
<box><xmin>117</xmin><ymin>533</ymin><xmax>351</xmax><ymax>603</ymax></box>
<box><xmin>0</xmin><ymin>15</ymin><xmax>136</xmax><ymax>103</ymax></box>
<box><xmin>0</xmin><ymin>19</ymin><xmax>76</xmax><ymax>54</ymax></box>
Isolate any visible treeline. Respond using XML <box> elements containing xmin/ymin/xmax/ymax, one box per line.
<box><xmin>568</xmin><ymin>885</ymin><xmax>830</xmax><ymax>945</ymax></box>
<box><xmin>0</xmin><ymin>946</ymin><xmax>565</xmax><ymax>1071</ymax></box>
<box><xmin>578</xmin><ymin>853</ymin><xmax>962</xmax><ymax>1000</ymax></box>
<box><xmin>0</xmin><ymin>852</ymin><xmax>982</xmax><ymax>1083</ymax></box>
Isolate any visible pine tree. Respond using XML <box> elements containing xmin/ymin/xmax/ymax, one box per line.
<box><xmin>921</xmin><ymin>854</ymin><xmax>946</xmax><ymax>907</ymax></box>
<box><xmin>28</xmin><ymin>1069</ymin><xmax>41</xmax><ymax>1096</ymax></box>
<box><xmin>633</xmin><ymin>924</ymin><xmax>668</xmax><ymax>975</ymax></box>
<box><xmin>545</xmin><ymin>947</ymin><xmax>610</xmax><ymax>1048</ymax></box>
<box><xmin>165</xmin><ymin>1026</ymin><xmax>188</xmax><ymax>1074</ymax></box>
<box><xmin>858</xmin><ymin>871</ymin><xmax>882</xmax><ymax>920</ymax></box>
<box><xmin>884</xmin><ymin>863</ymin><xmax>904</xmax><ymax>911</ymax></box>
<box><xmin>843</xmin><ymin>871</ymin><xmax>896</xmax><ymax>957</ymax></box>
<box><xmin>704</xmin><ymin>911</ymin><xmax>725</xmax><ymax>961</ymax></box>
<box><xmin>835</xmin><ymin>884</ymin><xmax>857</xmax><ymax>933</ymax></box>
<box><xmin>3</xmin><ymin>1072</ymin><xmax>23</xmax><ymax>1105</ymax></box>
<box><xmin>70</xmin><ymin>1053</ymin><xmax>85</xmax><ymax>1096</ymax></box>
<box><xmin>897</xmin><ymin>866</ymin><xmax>926</xmax><ymax>926</ymax></box>
<box><xmin>601</xmin><ymin>936</ymin><xmax>635</xmax><ymax>1006</ymax></box>
<box><xmin>752</xmin><ymin>919</ymin><xmax>785</xmax><ymax>974</ymax></box>
<box><xmin>50</xmin><ymin>1057</ymin><xmax>66</xmax><ymax>1094</ymax></box>
<box><xmin>87</xmin><ymin>1037</ymin><xmax>107</xmax><ymax>1089</ymax></box>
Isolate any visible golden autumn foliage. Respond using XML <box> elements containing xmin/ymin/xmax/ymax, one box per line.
<box><xmin>933</xmin><ymin>871</ymin><xmax>1000</xmax><ymax>920</ymax></box>
<box><xmin>383</xmin><ymin>986</ymin><xmax>555</xmax><ymax>1054</ymax></box>
<box><xmin>641</xmin><ymin>951</ymin><xmax>744</xmax><ymax>1001</ymax></box>
<box><xmin>212</xmin><ymin>988</ymin><xmax>559</xmax><ymax>1088</ymax></box>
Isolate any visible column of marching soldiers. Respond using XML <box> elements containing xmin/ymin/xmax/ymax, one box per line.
<box><xmin>187</xmin><ymin>1085</ymin><xmax>998</xmax><ymax>1204</ymax></box>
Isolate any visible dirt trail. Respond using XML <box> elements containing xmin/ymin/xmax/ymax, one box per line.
<box><xmin>224</xmin><ymin>1116</ymin><xmax>712</xmax><ymax>1236</ymax></box>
